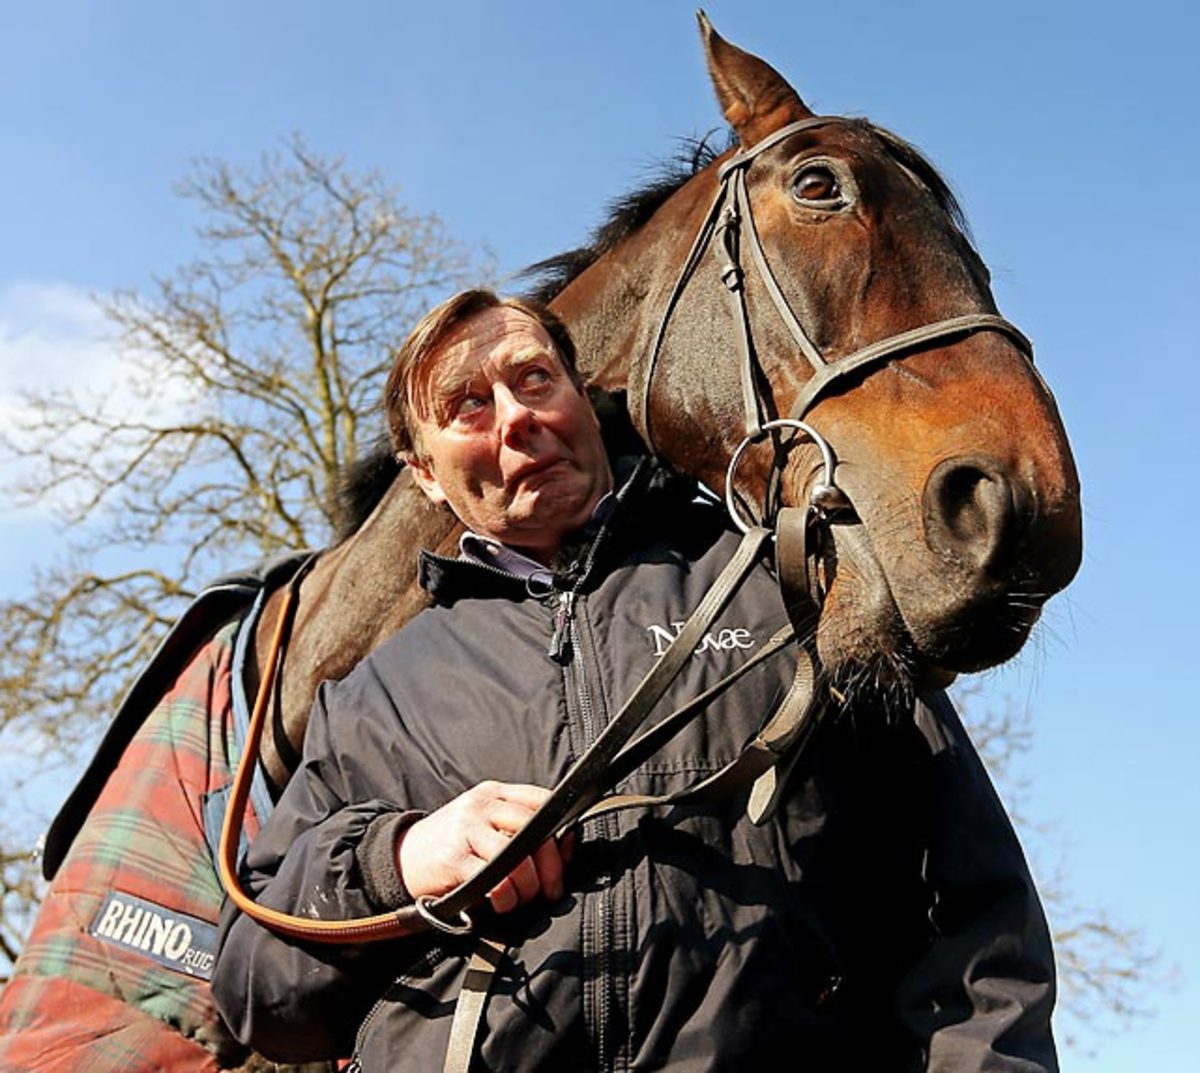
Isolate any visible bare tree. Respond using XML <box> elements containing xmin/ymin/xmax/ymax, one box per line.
<box><xmin>958</xmin><ymin>687</ymin><xmax>1170</xmax><ymax>1051</ymax></box>
<box><xmin>0</xmin><ymin>137</ymin><xmax>485</xmax><ymax>977</ymax></box>
<box><xmin>0</xmin><ymin>837</ymin><xmax>41</xmax><ymax>972</ymax></box>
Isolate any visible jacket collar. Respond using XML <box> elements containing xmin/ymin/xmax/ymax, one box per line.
<box><xmin>418</xmin><ymin>454</ymin><xmax>652</xmax><ymax>604</ymax></box>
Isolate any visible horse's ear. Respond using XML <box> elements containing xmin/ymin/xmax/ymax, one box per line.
<box><xmin>697</xmin><ymin>11</ymin><xmax>813</xmax><ymax>148</ymax></box>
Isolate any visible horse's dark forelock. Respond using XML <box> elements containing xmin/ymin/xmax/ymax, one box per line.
<box><xmin>523</xmin><ymin>120</ymin><xmax>973</xmax><ymax>305</ymax></box>
<box><xmin>335</xmin><ymin>121</ymin><xmax>974</xmax><ymax>541</ymax></box>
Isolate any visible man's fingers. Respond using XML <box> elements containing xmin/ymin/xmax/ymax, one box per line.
<box><xmin>465</xmin><ymin>822</ymin><xmax>514</xmax><ymax>871</ymax></box>
<box><xmin>505</xmin><ymin>856</ymin><xmax>543</xmax><ymax>905</ymax></box>
<box><xmin>559</xmin><ymin>828</ymin><xmax>577</xmax><ymax>865</ymax></box>
<box><xmin>401</xmin><ymin>782</ymin><xmax>572</xmax><ymax>909</ymax></box>
<box><xmin>531</xmin><ymin>838</ymin><xmax>565</xmax><ymax>902</ymax></box>
<box><xmin>480</xmin><ymin>781</ymin><xmax>554</xmax><ymax>811</ymax></box>
<box><xmin>469</xmin><ymin>824</ymin><xmax>561</xmax><ymax>910</ymax></box>
<box><xmin>486</xmin><ymin>857</ymin><xmax>540</xmax><ymax>914</ymax></box>
<box><xmin>486</xmin><ymin>876</ymin><xmax>519</xmax><ymax>914</ymax></box>
<box><xmin>481</xmin><ymin>801</ymin><xmax>540</xmax><ymax>838</ymax></box>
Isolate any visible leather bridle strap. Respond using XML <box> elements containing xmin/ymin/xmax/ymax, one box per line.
<box><xmin>785</xmin><ymin>313</ymin><xmax>1033</xmax><ymax>421</ymax></box>
<box><xmin>573</xmin><ymin>641</ymin><xmax>821</xmax><ymax>828</ymax></box>
<box><xmin>443</xmin><ymin>937</ymin><xmax>507</xmax><ymax>1073</ymax></box>
<box><xmin>639</xmin><ymin>115</ymin><xmax>1037</xmax><ymax>467</ymax></box>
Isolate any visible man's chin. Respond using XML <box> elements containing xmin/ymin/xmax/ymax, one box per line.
<box><xmin>504</xmin><ymin>488</ymin><xmax>601</xmax><ymax>543</ymax></box>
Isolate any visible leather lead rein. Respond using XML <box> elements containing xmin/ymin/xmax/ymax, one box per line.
<box><xmin>219</xmin><ymin>525</ymin><xmax>782</xmax><ymax>946</ymax></box>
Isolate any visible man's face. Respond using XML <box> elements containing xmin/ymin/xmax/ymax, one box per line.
<box><xmin>407</xmin><ymin>306</ymin><xmax>612</xmax><ymax>562</ymax></box>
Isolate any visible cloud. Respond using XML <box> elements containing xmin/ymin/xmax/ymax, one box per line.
<box><xmin>0</xmin><ymin>282</ymin><xmax>142</xmax><ymax>528</ymax></box>
<box><xmin>0</xmin><ymin>280</ymin><xmax>203</xmax><ymax>516</ymax></box>
<box><xmin>0</xmin><ymin>281</ymin><xmax>122</xmax><ymax>413</ymax></box>
<box><xmin>0</xmin><ymin>279</ymin><xmax>198</xmax><ymax>421</ymax></box>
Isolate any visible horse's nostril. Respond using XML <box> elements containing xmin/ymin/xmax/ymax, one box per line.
<box><xmin>922</xmin><ymin>455</ymin><xmax>1031</xmax><ymax>574</ymax></box>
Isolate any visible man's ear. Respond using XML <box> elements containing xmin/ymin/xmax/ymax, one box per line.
<box><xmin>405</xmin><ymin>453</ymin><xmax>447</xmax><ymax>505</ymax></box>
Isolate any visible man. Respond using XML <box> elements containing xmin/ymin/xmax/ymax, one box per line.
<box><xmin>213</xmin><ymin>290</ymin><xmax>1059</xmax><ymax>1071</ymax></box>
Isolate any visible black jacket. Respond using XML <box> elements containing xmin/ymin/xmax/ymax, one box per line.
<box><xmin>213</xmin><ymin>460</ymin><xmax>1058</xmax><ymax>1072</ymax></box>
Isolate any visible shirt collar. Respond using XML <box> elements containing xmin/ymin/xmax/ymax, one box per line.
<box><xmin>456</xmin><ymin>492</ymin><xmax>616</xmax><ymax>584</ymax></box>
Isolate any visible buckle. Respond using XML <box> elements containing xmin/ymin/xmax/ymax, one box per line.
<box><xmin>414</xmin><ymin>895</ymin><xmax>474</xmax><ymax>936</ymax></box>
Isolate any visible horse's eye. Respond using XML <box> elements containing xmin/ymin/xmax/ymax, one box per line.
<box><xmin>792</xmin><ymin>166</ymin><xmax>842</xmax><ymax>205</ymax></box>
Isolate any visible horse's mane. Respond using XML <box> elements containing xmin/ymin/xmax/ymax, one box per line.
<box><xmin>334</xmin><ymin>436</ymin><xmax>400</xmax><ymax>541</ymax></box>
<box><xmin>522</xmin><ymin>131</ymin><xmax>736</xmax><ymax>304</ymax></box>
<box><xmin>333</xmin><ymin>121</ymin><xmax>971</xmax><ymax>540</ymax></box>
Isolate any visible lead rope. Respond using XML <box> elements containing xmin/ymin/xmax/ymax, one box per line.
<box><xmin>217</xmin><ymin>526</ymin><xmax>775</xmax><ymax>946</ymax></box>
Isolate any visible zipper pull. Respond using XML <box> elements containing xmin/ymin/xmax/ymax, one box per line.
<box><xmin>548</xmin><ymin>590</ymin><xmax>575</xmax><ymax>663</ymax></box>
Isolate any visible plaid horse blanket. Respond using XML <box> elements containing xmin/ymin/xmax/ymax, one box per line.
<box><xmin>0</xmin><ymin>556</ymin><xmax>325</xmax><ymax>1072</ymax></box>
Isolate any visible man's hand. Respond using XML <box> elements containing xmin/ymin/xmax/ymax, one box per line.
<box><xmin>396</xmin><ymin>781</ymin><xmax>574</xmax><ymax>914</ymax></box>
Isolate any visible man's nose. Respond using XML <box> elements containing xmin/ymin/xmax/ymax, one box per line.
<box><xmin>495</xmin><ymin>385</ymin><xmax>538</xmax><ymax>445</ymax></box>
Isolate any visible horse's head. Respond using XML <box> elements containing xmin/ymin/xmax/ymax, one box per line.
<box><xmin>551</xmin><ymin>16</ymin><xmax>1081</xmax><ymax>694</ymax></box>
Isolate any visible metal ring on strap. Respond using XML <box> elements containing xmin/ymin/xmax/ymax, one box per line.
<box><xmin>415</xmin><ymin>895</ymin><xmax>475</xmax><ymax>936</ymax></box>
<box><xmin>725</xmin><ymin>419</ymin><xmax>838</xmax><ymax>534</ymax></box>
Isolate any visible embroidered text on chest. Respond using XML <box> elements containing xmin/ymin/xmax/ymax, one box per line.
<box><xmin>646</xmin><ymin>620</ymin><xmax>756</xmax><ymax>658</ymax></box>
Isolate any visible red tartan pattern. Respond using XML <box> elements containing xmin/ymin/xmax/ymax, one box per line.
<box><xmin>0</xmin><ymin>621</ymin><xmax>269</xmax><ymax>1072</ymax></box>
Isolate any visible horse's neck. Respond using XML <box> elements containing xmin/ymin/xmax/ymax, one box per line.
<box><xmin>553</xmin><ymin>166</ymin><xmax>726</xmax><ymax>480</ymax></box>
<box><xmin>253</xmin><ymin>469</ymin><xmax>460</xmax><ymax>788</ymax></box>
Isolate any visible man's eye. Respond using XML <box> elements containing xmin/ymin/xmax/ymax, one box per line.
<box><xmin>454</xmin><ymin>394</ymin><xmax>487</xmax><ymax>417</ymax></box>
<box><xmin>521</xmin><ymin>368</ymin><xmax>551</xmax><ymax>389</ymax></box>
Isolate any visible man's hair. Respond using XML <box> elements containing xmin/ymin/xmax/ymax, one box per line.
<box><xmin>385</xmin><ymin>289</ymin><xmax>582</xmax><ymax>459</ymax></box>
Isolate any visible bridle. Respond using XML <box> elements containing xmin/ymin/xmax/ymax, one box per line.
<box><xmin>641</xmin><ymin>115</ymin><xmax>1036</xmax><ymax>448</ymax></box>
<box><xmin>638</xmin><ymin>115</ymin><xmax>1037</xmax><ymax>619</ymax></box>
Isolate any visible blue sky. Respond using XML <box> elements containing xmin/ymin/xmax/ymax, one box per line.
<box><xmin>1</xmin><ymin>1</ymin><xmax>1196</xmax><ymax>1066</ymax></box>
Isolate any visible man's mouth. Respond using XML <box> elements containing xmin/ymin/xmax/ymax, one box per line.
<box><xmin>509</xmin><ymin>457</ymin><xmax>566</xmax><ymax>488</ymax></box>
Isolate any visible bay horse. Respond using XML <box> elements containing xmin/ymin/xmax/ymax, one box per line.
<box><xmin>0</xmin><ymin>15</ymin><xmax>1080</xmax><ymax>1072</ymax></box>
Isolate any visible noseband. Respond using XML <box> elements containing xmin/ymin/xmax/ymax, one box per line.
<box><xmin>640</xmin><ymin>116</ymin><xmax>1037</xmax><ymax>620</ymax></box>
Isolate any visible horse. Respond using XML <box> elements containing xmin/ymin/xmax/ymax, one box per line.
<box><xmin>0</xmin><ymin>15</ymin><xmax>1080</xmax><ymax>1072</ymax></box>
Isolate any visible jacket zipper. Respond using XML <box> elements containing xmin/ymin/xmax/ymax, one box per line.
<box><xmin>347</xmin><ymin>944</ymin><xmax>445</xmax><ymax>1070</ymax></box>
<box><xmin>549</xmin><ymin>590</ymin><xmax>575</xmax><ymax>662</ymax></box>
<box><xmin>547</xmin><ymin>457</ymin><xmax>649</xmax><ymax>665</ymax></box>
<box><xmin>567</xmin><ymin>601</ymin><xmax>620</xmax><ymax>1073</ymax></box>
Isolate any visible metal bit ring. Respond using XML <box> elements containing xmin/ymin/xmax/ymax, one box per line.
<box><xmin>724</xmin><ymin>419</ymin><xmax>841</xmax><ymax>534</ymax></box>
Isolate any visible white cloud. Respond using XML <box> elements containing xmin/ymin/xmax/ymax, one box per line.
<box><xmin>0</xmin><ymin>281</ymin><xmax>122</xmax><ymax>411</ymax></box>
<box><xmin>0</xmin><ymin>281</ymin><xmax>205</xmax><ymax>520</ymax></box>
<box><xmin>0</xmin><ymin>279</ymin><xmax>200</xmax><ymax>424</ymax></box>
<box><xmin>0</xmin><ymin>283</ymin><xmax>124</xmax><ymax>527</ymax></box>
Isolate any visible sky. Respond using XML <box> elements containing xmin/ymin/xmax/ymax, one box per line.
<box><xmin>1</xmin><ymin>0</ymin><xmax>1197</xmax><ymax>1067</ymax></box>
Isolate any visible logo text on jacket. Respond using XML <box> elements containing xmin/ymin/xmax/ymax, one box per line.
<box><xmin>646</xmin><ymin>621</ymin><xmax>755</xmax><ymax>658</ymax></box>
